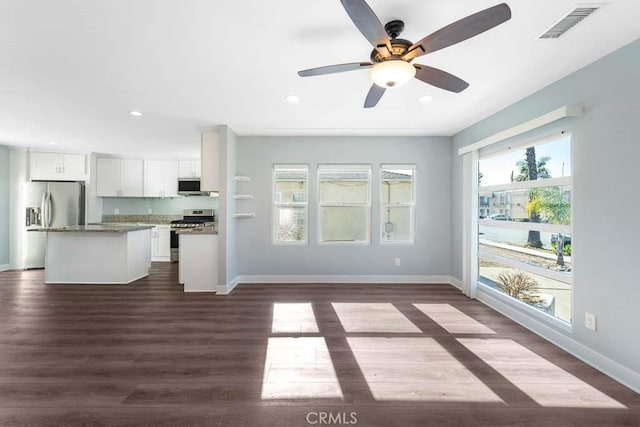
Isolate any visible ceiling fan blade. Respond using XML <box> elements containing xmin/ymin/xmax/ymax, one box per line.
<box><xmin>340</xmin><ymin>0</ymin><xmax>391</xmax><ymax>54</ymax></box>
<box><xmin>364</xmin><ymin>84</ymin><xmax>385</xmax><ymax>108</ymax></box>
<box><xmin>402</xmin><ymin>3</ymin><xmax>511</xmax><ymax>61</ymax></box>
<box><xmin>414</xmin><ymin>64</ymin><xmax>469</xmax><ymax>93</ymax></box>
<box><xmin>298</xmin><ymin>62</ymin><xmax>373</xmax><ymax>77</ymax></box>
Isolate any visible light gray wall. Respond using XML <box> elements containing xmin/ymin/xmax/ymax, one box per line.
<box><xmin>451</xmin><ymin>39</ymin><xmax>640</xmax><ymax>378</ymax></box>
<box><xmin>235</xmin><ymin>135</ymin><xmax>451</xmax><ymax>276</ymax></box>
<box><xmin>0</xmin><ymin>145</ymin><xmax>9</xmax><ymax>266</ymax></box>
<box><xmin>222</xmin><ymin>126</ymin><xmax>238</xmax><ymax>284</ymax></box>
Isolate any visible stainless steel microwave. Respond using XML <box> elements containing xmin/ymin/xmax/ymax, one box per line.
<box><xmin>177</xmin><ymin>178</ymin><xmax>210</xmax><ymax>196</ymax></box>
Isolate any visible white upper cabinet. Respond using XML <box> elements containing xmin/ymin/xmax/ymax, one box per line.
<box><xmin>201</xmin><ymin>132</ymin><xmax>219</xmax><ymax>191</ymax></box>
<box><xmin>144</xmin><ymin>160</ymin><xmax>178</xmax><ymax>198</ymax></box>
<box><xmin>178</xmin><ymin>160</ymin><xmax>201</xmax><ymax>178</ymax></box>
<box><xmin>96</xmin><ymin>158</ymin><xmax>143</xmax><ymax>197</ymax></box>
<box><xmin>30</xmin><ymin>152</ymin><xmax>87</xmax><ymax>181</ymax></box>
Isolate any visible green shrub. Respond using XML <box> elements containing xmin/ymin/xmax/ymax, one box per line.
<box><xmin>551</xmin><ymin>242</ymin><xmax>572</xmax><ymax>255</ymax></box>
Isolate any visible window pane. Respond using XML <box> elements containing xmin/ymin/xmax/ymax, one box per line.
<box><xmin>479</xmin><ymin>259</ymin><xmax>571</xmax><ymax>323</ymax></box>
<box><xmin>319</xmin><ymin>169</ymin><xmax>370</xmax><ymax>204</ymax></box>
<box><xmin>275</xmin><ymin>206</ymin><xmax>306</xmax><ymax>242</ymax></box>
<box><xmin>381</xmin><ymin>206</ymin><xmax>412</xmax><ymax>242</ymax></box>
<box><xmin>320</xmin><ymin>206</ymin><xmax>368</xmax><ymax>242</ymax></box>
<box><xmin>380</xmin><ymin>168</ymin><xmax>414</xmax><ymax>203</ymax></box>
<box><xmin>479</xmin><ymin>136</ymin><xmax>571</xmax><ymax>187</ymax></box>
<box><xmin>479</xmin><ymin>225</ymin><xmax>571</xmax><ymax>273</ymax></box>
<box><xmin>479</xmin><ymin>186</ymin><xmax>571</xmax><ymax>225</ymax></box>
<box><xmin>274</xmin><ymin>168</ymin><xmax>307</xmax><ymax>203</ymax></box>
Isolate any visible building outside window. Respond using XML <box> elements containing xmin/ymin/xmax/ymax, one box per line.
<box><xmin>477</xmin><ymin>136</ymin><xmax>572</xmax><ymax>323</ymax></box>
<box><xmin>318</xmin><ymin>165</ymin><xmax>371</xmax><ymax>243</ymax></box>
<box><xmin>273</xmin><ymin>164</ymin><xmax>308</xmax><ymax>244</ymax></box>
<box><xmin>380</xmin><ymin>165</ymin><xmax>415</xmax><ymax>243</ymax></box>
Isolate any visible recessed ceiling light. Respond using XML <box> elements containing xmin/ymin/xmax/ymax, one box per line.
<box><xmin>285</xmin><ymin>95</ymin><xmax>300</xmax><ymax>104</ymax></box>
<box><xmin>419</xmin><ymin>95</ymin><xmax>433</xmax><ymax>103</ymax></box>
<box><xmin>130</xmin><ymin>111</ymin><xmax>143</xmax><ymax>116</ymax></box>
<box><xmin>49</xmin><ymin>142</ymin><xmax>58</xmax><ymax>145</ymax></box>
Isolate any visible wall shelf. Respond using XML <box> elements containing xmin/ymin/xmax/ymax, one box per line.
<box><xmin>232</xmin><ymin>213</ymin><xmax>255</xmax><ymax>219</ymax></box>
<box><xmin>233</xmin><ymin>195</ymin><xmax>254</xmax><ymax>200</ymax></box>
<box><xmin>234</xmin><ymin>176</ymin><xmax>251</xmax><ymax>182</ymax></box>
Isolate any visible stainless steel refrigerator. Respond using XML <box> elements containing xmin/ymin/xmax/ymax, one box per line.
<box><xmin>24</xmin><ymin>182</ymin><xmax>85</xmax><ymax>269</ymax></box>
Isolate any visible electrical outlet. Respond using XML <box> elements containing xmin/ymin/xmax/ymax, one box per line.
<box><xmin>395</xmin><ymin>258</ymin><xmax>401</xmax><ymax>266</ymax></box>
<box><xmin>148</xmin><ymin>208</ymin><xmax>153</xmax><ymax>214</ymax></box>
<box><xmin>114</xmin><ymin>208</ymin><xmax>120</xmax><ymax>215</ymax></box>
<box><xmin>585</xmin><ymin>312</ymin><xmax>597</xmax><ymax>331</ymax></box>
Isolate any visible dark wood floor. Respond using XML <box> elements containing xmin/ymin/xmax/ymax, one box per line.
<box><xmin>0</xmin><ymin>263</ymin><xmax>638</xmax><ymax>426</ymax></box>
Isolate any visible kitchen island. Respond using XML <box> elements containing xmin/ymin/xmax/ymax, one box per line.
<box><xmin>35</xmin><ymin>225</ymin><xmax>154</xmax><ymax>284</ymax></box>
<box><xmin>177</xmin><ymin>230</ymin><xmax>218</xmax><ymax>292</ymax></box>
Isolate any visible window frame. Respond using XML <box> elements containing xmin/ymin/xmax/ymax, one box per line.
<box><xmin>317</xmin><ymin>164</ymin><xmax>372</xmax><ymax>245</ymax></box>
<box><xmin>272</xmin><ymin>164</ymin><xmax>309</xmax><ymax>245</ymax></box>
<box><xmin>476</xmin><ymin>134</ymin><xmax>573</xmax><ymax>325</ymax></box>
<box><xmin>380</xmin><ymin>164</ymin><xmax>416</xmax><ymax>245</ymax></box>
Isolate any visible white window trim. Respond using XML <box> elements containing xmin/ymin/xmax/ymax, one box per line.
<box><xmin>318</xmin><ymin>164</ymin><xmax>371</xmax><ymax>244</ymax></box>
<box><xmin>478</xmin><ymin>251</ymin><xmax>572</xmax><ymax>284</ymax></box>
<box><xmin>380</xmin><ymin>164</ymin><xmax>416</xmax><ymax>245</ymax></box>
<box><xmin>273</xmin><ymin>164</ymin><xmax>309</xmax><ymax>245</ymax></box>
<box><xmin>479</xmin><ymin>176</ymin><xmax>571</xmax><ymax>193</ymax></box>
<box><xmin>473</xmin><ymin>133</ymin><xmax>574</xmax><ymax>324</ymax></box>
<box><xmin>478</xmin><ymin>219</ymin><xmax>572</xmax><ymax>235</ymax></box>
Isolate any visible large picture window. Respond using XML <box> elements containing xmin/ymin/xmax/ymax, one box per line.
<box><xmin>478</xmin><ymin>136</ymin><xmax>572</xmax><ymax>323</ymax></box>
<box><xmin>318</xmin><ymin>165</ymin><xmax>371</xmax><ymax>243</ymax></box>
<box><xmin>273</xmin><ymin>164</ymin><xmax>308</xmax><ymax>244</ymax></box>
<box><xmin>380</xmin><ymin>165</ymin><xmax>415</xmax><ymax>243</ymax></box>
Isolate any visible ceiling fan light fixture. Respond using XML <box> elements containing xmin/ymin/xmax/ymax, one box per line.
<box><xmin>370</xmin><ymin>60</ymin><xmax>415</xmax><ymax>89</ymax></box>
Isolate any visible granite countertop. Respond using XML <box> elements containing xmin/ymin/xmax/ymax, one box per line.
<box><xmin>31</xmin><ymin>225</ymin><xmax>155</xmax><ymax>233</ymax></box>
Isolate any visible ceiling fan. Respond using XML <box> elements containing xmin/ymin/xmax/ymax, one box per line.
<box><xmin>298</xmin><ymin>0</ymin><xmax>511</xmax><ymax>108</ymax></box>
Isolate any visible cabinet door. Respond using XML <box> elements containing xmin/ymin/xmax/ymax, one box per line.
<box><xmin>178</xmin><ymin>160</ymin><xmax>200</xmax><ymax>178</ymax></box>
<box><xmin>120</xmin><ymin>159</ymin><xmax>144</xmax><ymax>197</ymax></box>
<box><xmin>30</xmin><ymin>152</ymin><xmax>61</xmax><ymax>180</ymax></box>
<box><xmin>144</xmin><ymin>160</ymin><xmax>164</xmax><ymax>197</ymax></box>
<box><xmin>156</xmin><ymin>227</ymin><xmax>171</xmax><ymax>258</ymax></box>
<box><xmin>162</xmin><ymin>161</ymin><xmax>179</xmax><ymax>197</ymax></box>
<box><xmin>61</xmin><ymin>153</ymin><xmax>87</xmax><ymax>181</ymax></box>
<box><xmin>150</xmin><ymin>227</ymin><xmax>158</xmax><ymax>257</ymax></box>
<box><xmin>96</xmin><ymin>158</ymin><xmax>121</xmax><ymax>197</ymax></box>
<box><xmin>201</xmin><ymin>132</ymin><xmax>219</xmax><ymax>191</ymax></box>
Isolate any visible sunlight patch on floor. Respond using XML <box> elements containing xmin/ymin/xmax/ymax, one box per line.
<box><xmin>332</xmin><ymin>303</ymin><xmax>421</xmax><ymax>333</ymax></box>
<box><xmin>261</xmin><ymin>337</ymin><xmax>343</xmax><ymax>400</ymax></box>
<box><xmin>271</xmin><ymin>303</ymin><xmax>319</xmax><ymax>333</ymax></box>
<box><xmin>458</xmin><ymin>338</ymin><xmax>627</xmax><ymax>408</ymax></box>
<box><xmin>347</xmin><ymin>337</ymin><xmax>504</xmax><ymax>402</ymax></box>
<box><xmin>413</xmin><ymin>303</ymin><xmax>496</xmax><ymax>334</ymax></box>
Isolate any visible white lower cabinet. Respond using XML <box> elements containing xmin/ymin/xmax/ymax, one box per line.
<box><xmin>150</xmin><ymin>225</ymin><xmax>171</xmax><ymax>262</ymax></box>
<box><xmin>179</xmin><ymin>233</ymin><xmax>218</xmax><ymax>292</ymax></box>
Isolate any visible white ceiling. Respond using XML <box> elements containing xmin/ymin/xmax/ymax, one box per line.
<box><xmin>0</xmin><ymin>0</ymin><xmax>639</xmax><ymax>157</ymax></box>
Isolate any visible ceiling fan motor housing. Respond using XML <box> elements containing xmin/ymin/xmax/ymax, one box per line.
<box><xmin>370</xmin><ymin>38</ymin><xmax>413</xmax><ymax>63</ymax></box>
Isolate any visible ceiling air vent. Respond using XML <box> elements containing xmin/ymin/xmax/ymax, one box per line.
<box><xmin>538</xmin><ymin>6</ymin><xmax>601</xmax><ymax>39</ymax></box>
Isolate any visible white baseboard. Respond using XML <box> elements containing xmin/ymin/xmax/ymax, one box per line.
<box><xmin>219</xmin><ymin>276</ymin><xmax>242</xmax><ymax>295</ymax></box>
<box><xmin>222</xmin><ymin>274</ymin><xmax>459</xmax><ymax>295</ymax></box>
<box><xmin>448</xmin><ymin>276</ymin><xmax>463</xmax><ymax>291</ymax></box>
<box><xmin>0</xmin><ymin>264</ymin><xmax>10</xmax><ymax>273</ymax></box>
<box><xmin>477</xmin><ymin>286</ymin><xmax>640</xmax><ymax>394</ymax></box>
<box><xmin>230</xmin><ymin>274</ymin><xmax>454</xmax><ymax>285</ymax></box>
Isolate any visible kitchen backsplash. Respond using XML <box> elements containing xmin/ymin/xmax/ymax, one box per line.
<box><xmin>101</xmin><ymin>196</ymin><xmax>218</xmax><ymax>216</ymax></box>
<box><xmin>101</xmin><ymin>214</ymin><xmax>180</xmax><ymax>224</ymax></box>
